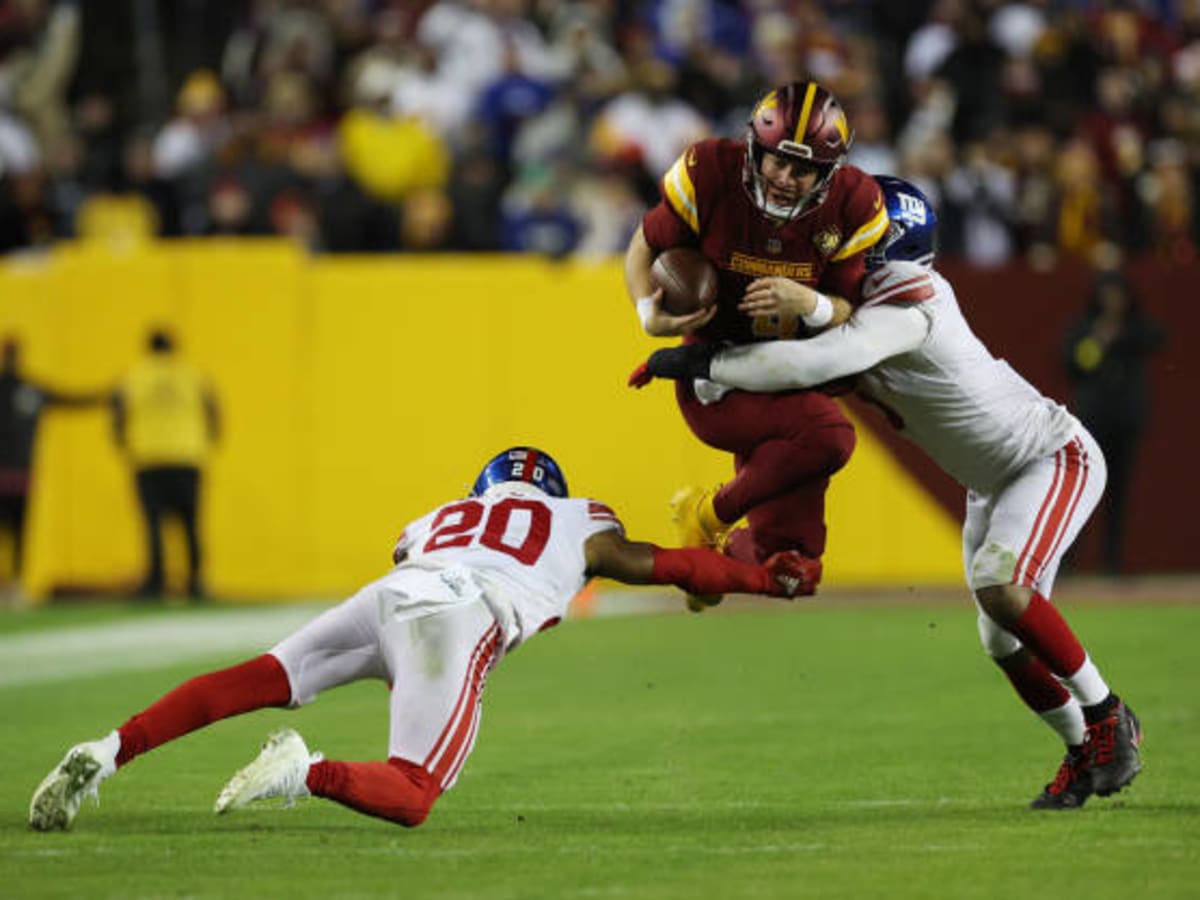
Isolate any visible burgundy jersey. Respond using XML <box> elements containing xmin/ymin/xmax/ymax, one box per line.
<box><xmin>642</xmin><ymin>138</ymin><xmax>888</xmax><ymax>344</ymax></box>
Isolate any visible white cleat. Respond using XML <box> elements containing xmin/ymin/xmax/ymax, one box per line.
<box><xmin>214</xmin><ymin>728</ymin><xmax>322</xmax><ymax>814</ymax></box>
<box><xmin>29</xmin><ymin>736</ymin><xmax>118</xmax><ymax>832</ymax></box>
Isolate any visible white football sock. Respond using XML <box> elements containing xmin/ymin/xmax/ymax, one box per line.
<box><xmin>1039</xmin><ymin>698</ymin><xmax>1086</xmax><ymax>747</ymax></box>
<box><xmin>1060</xmin><ymin>654</ymin><xmax>1110</xmax><ymax>707</ymax></box>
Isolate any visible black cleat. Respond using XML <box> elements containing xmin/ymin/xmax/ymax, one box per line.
<box><xmin>1084</xmin><ymin>700</ymin><xmax>1143</xmax><ymax>797</ymax></box>
<box><xmin>1030</xmin><ymin>749</ymin><xmax>1092</xmax><ymax>810</ymax></box>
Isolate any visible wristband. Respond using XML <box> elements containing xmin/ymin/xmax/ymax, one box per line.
<box><xmin>802</xmin><ymin>293</ymin><xmax>834</xmax><ymax>328</ymax></box>
<box><xmin>636</xmin><ymin>295</ymin><xmax>656</xmax><ymax>329</ymax></box>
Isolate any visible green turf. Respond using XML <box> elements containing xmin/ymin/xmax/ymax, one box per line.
<box><xmin>3</xmin><ymin>601</ymin><xmax>1197</xmax><ymax>899</ymax></box>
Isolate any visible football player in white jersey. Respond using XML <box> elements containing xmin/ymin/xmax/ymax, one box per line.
<box><xmin>630</xmin><ymin>178</ymin><xmax>1143</xmax><ymax>810</ymax></box>
<box><xmin>29</xmin><ymin>447</ymin><xmax>817</xmax><ymax>832</ymax></box>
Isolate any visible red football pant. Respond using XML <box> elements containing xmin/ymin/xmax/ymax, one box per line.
<box><xmin>677</xmin><ymin>382</ymin><xmax>855</xmax><ymax>561</ymax></box>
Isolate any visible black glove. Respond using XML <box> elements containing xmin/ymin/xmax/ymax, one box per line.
<box><xmin>650</xmin><ymin>343</ymin><xmax>719</xmax><ymax>380</ymax></box>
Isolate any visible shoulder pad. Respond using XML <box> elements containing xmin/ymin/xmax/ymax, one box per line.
<box><xmin>862</xmin><ymin>261</ymin><xmax>936</xmax><ymax>306</ymax></box>
<box><xmin>830</xmin><ymin>168</ymin><xmax>889</xmax><ymax>262</ymax></box>
<box><xmin>660</xmin><ymin>139</ymin><xmax>730</xmax><ymax>235</ymax></box>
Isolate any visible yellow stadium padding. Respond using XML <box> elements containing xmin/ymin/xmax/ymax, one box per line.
<box><xmin>0</xmin><ymin>241</ymin><xmax>962</xmax><ymax>601</ymax></box>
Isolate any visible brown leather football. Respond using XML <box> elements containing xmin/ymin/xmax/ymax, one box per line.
<box><xmin>651</xmin><ymin>247</ymin><xmax>719</xmax><ymax>315</ymax></box>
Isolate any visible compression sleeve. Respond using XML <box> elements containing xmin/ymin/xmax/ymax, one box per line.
<box><xmin>649</xmin><ymin>546</ymin><xmax>775</xmax><ymax>596</ymax></box>
<box><xmin>711</xmin><ymin>302</ymin><xmax>930</xmax><ymax>391</ymax></box>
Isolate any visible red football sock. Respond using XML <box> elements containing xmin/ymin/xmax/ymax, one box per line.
<box><xmin>307</xmin><ymin>757</ymin><xmax>442</xmax><ymax>827</ymax></box>
<box><xmin>999</xmin><ymin>653</ymin><xmax>1071</xmax><ymax>712</ymax></box>
<box><xmin>116</xmin><ymin>654</ymin><xmax>292</xmax><ymax>767</ymax></box>
<box><xmin>1007</xmin><ymin>593</ymin><xmax>1086</xmax><ymax>678</ymax></box>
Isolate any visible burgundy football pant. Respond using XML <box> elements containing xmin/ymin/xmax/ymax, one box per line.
<box><xmin>676</xmin><ymin>381</ymin><xmax>856</xmax><ymax>562</ymax></box>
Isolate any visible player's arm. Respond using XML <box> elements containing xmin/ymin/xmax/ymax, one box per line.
<box><xmin>624</xmin><ymin>225</ymin><xmax>715</xmax><ymax>338</ymax></box>
<box><xmin>582</xmin><ymin>528</ymin><xmax>818</xmax><ymax>598</ymax></box>
<box><xmin>738</xmin><ymin>278</ymin><xmax>854</xmax><ymax>330</ymax></box>
<box><xmin>718</xmin><ymin>303</ymin><xmax>927</xmax><ymax>389</ymax></box>
<box><xmin>633</xmin><ymin>302</ymin><xmax>929</xmax><ymax>390</ymax></box>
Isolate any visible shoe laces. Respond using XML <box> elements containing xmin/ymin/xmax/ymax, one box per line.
<box><xmin>1046</xmin><ymin>754</ymin><xmax>1084</xmax><ymax>795</ymax></box>
<box><xmin>1085</xmin><ymin>716</ymin><xmax>1118</xmax><ymax>766</ymax></box>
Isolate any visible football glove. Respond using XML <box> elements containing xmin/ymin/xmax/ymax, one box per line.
<box><xmin>764</xmin><ymin>550</ymin><xmax>822</xmax><ymax>598</ymax></box>
<box><xmin>628</xmin><ymin>343</ymin><xmax>720</xmax><ymax>388</ymax></box>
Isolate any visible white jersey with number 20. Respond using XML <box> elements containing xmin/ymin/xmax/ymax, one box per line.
<box><xmin>390</xmin><ymin>486</ymin><xmax>623</xmax><ymax>649</ymax></box>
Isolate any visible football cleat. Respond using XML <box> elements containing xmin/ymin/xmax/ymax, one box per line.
<box><xmin>670</xmin><ymin>485</ymin><xmax>734</xmax><ymax>613</ymax></box>
<box><xmin>29</xmin><ymin>736</ymin><xmax>118</xmax><ymax>831</ymax></box>
<box><xmin>214</xmin><ymin>728</ymin><xmax>322</xmax><ymax>814</ymax></box>
<box><xmin>670</xmin><ymin>485</ymin><xmax>732</xmax><ymax>551</ymax></box>
<box><xmin>1083</xmin><ymin>699</ymin><xmax>1143</xmax><ymax>797</ymax></box>
<box><xmin>685</xmin><ymin>592</ymin><xmax>724</xmax><ymax>613</ymax></box>
<box><xmin>1030</xmin><ymin>749</ymin><xmax>1092</xmax><ymax>810</ymax></box>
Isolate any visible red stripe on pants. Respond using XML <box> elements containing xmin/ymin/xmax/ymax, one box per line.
<box><xmin>428</xmin><ymin>627</ymin><xmax>502</xmax><ymax>788</ymax></box>
<box><xmin>1016</xmin><ymin>440</ymin><xmax>1083</xmax><ymax>587</ymax></box>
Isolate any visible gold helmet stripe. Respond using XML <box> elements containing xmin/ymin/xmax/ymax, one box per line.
<box><xmin>792</xmin><ymin>82</ymin><xmax>819</xmax><ymax>146</ymax></box>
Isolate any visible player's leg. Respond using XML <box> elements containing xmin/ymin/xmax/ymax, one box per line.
<box><xmin>970</xmin><ymin>432</ymin><xmax>1141</xmax><ymax>804</ymax></box>
<box><xmin>964</xmin><ymin>489</ymin><xmax>1084</xmax><ymax>749</ymax></box>
<box><xmin>305</xmin><ymin>598</ymin><xmax>506</xmax><ymax>826</ymax></box>
<box><xmin>674</xmin><ymin>383</ymin><xmax>854</xmax><ymax>549</ymax></box>
<box><xmin>975</xmin><ymin>602</ymin><xmax>1091</xmax><ymax>809</ymax></box>
<box><xmin>966</xmin><ymin>489</ymin><xmax>1087</xmax><ymax>808</ymax></box>
<box><xmin>30</xmin><ymin>587</ymin><xmax>386</xmax><ymax>830</ymax></box>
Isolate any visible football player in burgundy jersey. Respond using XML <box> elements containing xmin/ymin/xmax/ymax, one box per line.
<box><xmin>29</xmin><ymin>448</ymin><xmax>817</xmax><ymax>832</ymax></box>
<box><xmin>633</xmin><ymin>179</ymin><xmax>1144</xmax><ymax>811</ymax></box>
<box><xmin>624</xmin><ymin>80</ymin><xmax>889</xmax><ymax>605</ymax></box>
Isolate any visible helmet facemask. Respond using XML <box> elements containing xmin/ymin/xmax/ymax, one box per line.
<box><xmin>745</xmin><ymin>139</ymin><xmax>840</xmax><ymax>222</ymax></box>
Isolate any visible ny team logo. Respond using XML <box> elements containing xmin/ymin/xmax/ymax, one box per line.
<box><xmin>895</xmin><ymin>192</ymin><xmax>927</xmax><ymax>226</ymax></box>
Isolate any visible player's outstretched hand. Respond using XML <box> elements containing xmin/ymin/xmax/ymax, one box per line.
<box><xmin>627</xmin><ymin>343</ymin><xmax>720</xmax><ymax>388</ymax></box>
<box><xmin>764</xmin><ymin>550</ymin><xmax>822</xmax><ymax>598</ymax></box>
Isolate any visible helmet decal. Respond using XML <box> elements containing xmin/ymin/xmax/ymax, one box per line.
<box><xmin>866</xmin><ymin>176</ymin><xmax>939</xmax><ymax>269</ymax></box>
<box><xmin>470</xmin><ymin>446</ymin><xmax>569</xmax><ymax>499</ymax></box>
<box><xmin>792</xmin><ymin>82</ymin><xmax>818</xmax><ymax>146</ymax></box>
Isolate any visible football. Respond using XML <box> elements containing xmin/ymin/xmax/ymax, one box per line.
<box><xmin>651</xmin><ymin>247</ymin><xmax>719</xmax><ymax>316</ymax></box>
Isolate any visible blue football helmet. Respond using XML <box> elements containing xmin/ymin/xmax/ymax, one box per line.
<box><xmin>866</xmin><ymin>175</ymin><xmax>938</xmax><ymax>269</ymax></box>
<box><xmin>470</xmin><ymin>447</ymin><xmax>568</xmax><ymax>498</ymax></box>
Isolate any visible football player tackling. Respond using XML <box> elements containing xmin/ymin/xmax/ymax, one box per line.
<box><xmin>30</xmin><ymin>448</ymin><xmax>817</xmax><ymax>831</ymax></box>
<box><xmin>632</xmin><ymin>178</ymin><xmax>1143</xmax><ymax>810</ymax></box>
<box><xmin>624</xmin><ymin>80</ymin><xmax>889</xmax><ymax>610</ymax></box>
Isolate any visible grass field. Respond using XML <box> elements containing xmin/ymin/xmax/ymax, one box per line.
<box><xmin>2</xmin><ymin>596</ymin><xmax>1197</xmax><ymax>899</ymax></box>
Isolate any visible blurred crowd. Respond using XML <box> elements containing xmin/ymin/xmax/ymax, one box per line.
<box><xmin>0</xmin><ymin>0</ymin><xmax>1196</xmax><ymax>265</ymax></box>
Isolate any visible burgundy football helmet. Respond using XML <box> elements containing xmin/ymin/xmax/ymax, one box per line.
<box><xmin>744</xmin><ymin>80</ymin><xmax>853</xmax><ymax>220</ymax></box>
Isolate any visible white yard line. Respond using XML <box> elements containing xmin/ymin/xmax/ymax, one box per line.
<box><xmin>0</xmin><ymin>604</ymin><xmax>328</xmax><ymax>688</ymax></box>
